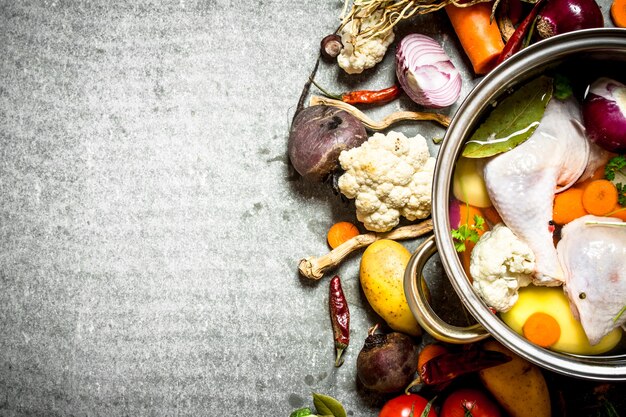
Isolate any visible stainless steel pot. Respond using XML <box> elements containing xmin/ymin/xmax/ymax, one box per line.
<box><xmin>404</xmin><ymin>28</ymin><xmax>626</xmax><ymax>380</ymax></box>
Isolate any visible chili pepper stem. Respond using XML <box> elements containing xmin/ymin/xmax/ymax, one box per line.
<box><xmin>335</xmin><ymin>346</ymin><xmax>346</xmax><ymax>367</ymax></box>
<box><xmin>309</xmin><ymin>77</ymin><xmax>343</xmax><ymax>100</ymax></box>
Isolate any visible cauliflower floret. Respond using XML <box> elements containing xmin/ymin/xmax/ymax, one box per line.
<box><xmin>337</xmin><ymin>10</ymin><xmax>395</xmax><ymax>75</ymax></box>
<box><xmin>470</xmin><ymin>223</ymin><xmax>535</xmax><ymax>312</ymax></box>
<box><xmin>337</xmin><ymin>131</ymin><xmax>434</xmax><ymax>232</ymax></box>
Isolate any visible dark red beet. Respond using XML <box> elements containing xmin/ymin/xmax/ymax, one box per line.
<box><xmin>356</xmin><ymin>331</ymin><xmax>418</xmax><ymax>393</ymax></box>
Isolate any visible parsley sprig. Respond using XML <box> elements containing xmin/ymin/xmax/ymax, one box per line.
<box><xmin>605</xmin><ymin>155</ymin><xmax>626</xmax><ymax>207</ymax></box>
<box><xmin>451</xmin><ymin>214</ymin><xmax>485</xmax><ymax>252</ymax></box>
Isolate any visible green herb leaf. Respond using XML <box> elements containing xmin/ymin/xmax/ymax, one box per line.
<box><xmin>462</xmin><ymin>76</ymin><xmax>553</xmax><ymax>158</ymax></box>
<box><xmin>312</xmin><ymin>393</ymin><xmax>347</xmax><ymax>417</ymax></box>
<box><xmin>617</xmin><ymin>183</ymin><xmax>626</xmax><ymax>207</ymax></box>
<box><xmin>451</xmin><ymin>215</ymin><xmax>485</xmax><ymax>252</ymax></box>
<box><xmin>554</xmin><ymin>73</ymin><xmax>573</xmax><ymax>100</ymax></box>
<box><xmin>613</xmin><ymin>305</ymin><xmax>626</xmax><ymax>323</ymax></box>
<box><xmin>419</xmin><ymin>396</ymin><xmax>437</xmax><ymax>417</ymax></box>
<box><xmin>290</xmin><ymin>407</ymin><xmax>313</xmax><ymax>417</ymax></box>
<box><xmin>605</xmin><ymin>155</ymin><xmax>626</xmax><ymax>181</ymax></box>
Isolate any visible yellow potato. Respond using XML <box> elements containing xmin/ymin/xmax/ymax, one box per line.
<box><xmin>360</xmin><ymin>239</ymin><xmax>421</xmax><ymax>336</ymax></box>
<box><xmin>500</xmin><ymin>285</ymin><xmax>622</xmax><ymax>355</ymax></box>
<box><xmin>479</xmin><ymin>340</ymin><xmax>551</xmax><ymax>417</ymax></box>
<box><xmin>452</xmin><ymin>156</ymin><xmax>492</xmax><ymax>208</ymax></box>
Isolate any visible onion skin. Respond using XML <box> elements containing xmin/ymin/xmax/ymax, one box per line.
<box><xmin>535</xmin><ymin>0</ymin><xmax>604</xmax><ymax>40</ymax></box>
<box><xmin>583</xmin><ymin>77</ymin><xmax>626</xmax><ymax>153</ymax></box>
<box><xmin>288</xmin><ymin>105</ymin><xmax>367</xmax><ymax>182</ymax></box>
<box><xmin>396</xmin><ymin>34</ymin><xmax>461</xmax><ymax>109</ymax></box>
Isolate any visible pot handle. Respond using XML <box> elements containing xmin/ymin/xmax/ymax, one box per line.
<box><xmin>404</xmin><ymin>235</ymin><xmax>490</xmax><ymax>344</ymax></box>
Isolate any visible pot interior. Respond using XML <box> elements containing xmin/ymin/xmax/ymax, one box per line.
<box><xmin>433</xmin><ymin>28</ymin><xmax>626</xmax><ymax>380</ymax></box>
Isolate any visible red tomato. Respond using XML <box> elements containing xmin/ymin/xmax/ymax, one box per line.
<box><xmin>440</xmin><ymin>388</ymin><xmax>501</xmax><ymax>417</ymax></box>
<box><xmin>379</xmin><ymin>393</ymin><xmax>438</xmax><ymax>417</ymax></box>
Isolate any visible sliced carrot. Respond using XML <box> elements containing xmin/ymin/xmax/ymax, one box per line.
<box><xmin>553</xmin><ymin>187</ymin><xmax>587</xmax><ymax>225</ymax></box>
<box><xmin>611</xmin><ymin>0</ymin><xmax>626</xmax><ymax>28</ymax></box>
<box><xmin>582</xmin><ymin>179</ymin><xmax>619</xmax><ymax>216</ymax></box>
<box><xmin>327</xmin><ymin>221</ymin><xmax>359</xmax><ymax>249</ymax></box>
<box><xmin>445</xmin><ymin>2</ymin><xmax>505</xmax><ymax>75</ymax></box>
<box><xmin>607</xmin><ymin>205</ymin><xmax>626</xmax><ymax>221</ymax></box>
<box><xmin>523</xmin><ymin>312</ymin><xmax>561</xmax><ymax>347</ymax></box>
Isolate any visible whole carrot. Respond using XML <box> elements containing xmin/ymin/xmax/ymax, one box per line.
<box><xmin>329</xmin><ymin>275</ymin><xmax>350</xmax><ymax>367</ymax></box>
<box><xmin>446</xmin><ymin>2</ymin><xmax>505</xmax><ymax>75</ymax></box>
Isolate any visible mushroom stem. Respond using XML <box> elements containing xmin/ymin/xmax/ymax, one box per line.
<box><xmin>298</xmin><ymin>219</ymin><xmax>434</xmax><ymax>280</ymax></box>
<box><xmin>309</xmin><ymin>96</ymin><xmax>451</xmax><ymax>130</ymax></box>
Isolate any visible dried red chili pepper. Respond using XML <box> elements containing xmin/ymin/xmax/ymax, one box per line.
<box><xmin>329</xmin><ymin>275</ymin><xmax>350</xmax><ymax>367</ymax></box>
<box><xmin>496</xmin><ymin>0</ymin><xmax>546</xmax><ymax>66</ymax></box>
<box><xmin>418</xmin><ymin>347</ymin><xmax>511</xmax><ymax>385</ymax></box>
<box><xmin>311</xmin><ymin>78</ymin><xmax>401</xmax><ymax>105</ymax></box>
<box><xmin>341</xmin><ymin>85</ymin><xmax>401</xmax><ymax>105</ymax></box>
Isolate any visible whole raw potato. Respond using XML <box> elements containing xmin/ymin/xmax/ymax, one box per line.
<box><xmin>360</xmin><ymin>239</ymin><xmax>421</xmax><ymax>336</ymax></box>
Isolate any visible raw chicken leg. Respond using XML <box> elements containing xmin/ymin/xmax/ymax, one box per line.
<box><xmin>557</xmin><ymin>215</ymin><xmax>626</xmax><ymax>345</ymax></box>
<box><xmin>483</xmin><ymin>98</ymin><xmax>590</xmax><ymax>285</ymax></box>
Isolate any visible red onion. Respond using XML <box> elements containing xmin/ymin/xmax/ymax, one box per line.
<box><xmin>582</xmin><ymin>77</ymin><xmax>626</xmax><ymax>153</ymax></box>
<box><xmin>395</xmin><ymin>34</ymin><xmax>461</xmax><ymax>109</ymax></box>
<box><xmin>535</xmin><ymin>0</ymin><xmax>604</xmax><ymax>40</ymax></box>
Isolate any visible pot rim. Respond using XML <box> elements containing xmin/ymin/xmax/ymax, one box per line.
<box><xmin>434</xmin><ymin>27</ymin><xmax>626</xmax><ymax>380</ymax></box>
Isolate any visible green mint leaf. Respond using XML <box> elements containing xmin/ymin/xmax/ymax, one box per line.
<box><xmin>312</xmin><ymin>393</ymin><xmax>347</xmax><ymax>417</ymax></box>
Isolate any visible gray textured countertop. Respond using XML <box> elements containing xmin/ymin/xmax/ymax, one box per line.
<box><xmin>1</xmin><ymin>2</ymin><xmax>624</xmax><ymax>416</ymax></box>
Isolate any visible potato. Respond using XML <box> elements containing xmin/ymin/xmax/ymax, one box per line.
<box><xmin>360</xmin><ymin>239</ymin><xmax>421</xmax><ymax>336</ymax></box>
<box><xmin>500</xmin><ymin>285</ymin><xmax>622</xmax><ymax>355</ymax></box>
<box><xmin>452</xmin><ymin>156</ymin><xmax>492</xmax><ymax>208</ymax></box>
<box><xmin>479</xmin><ymin>340</ymin><xmax>551</xmax><ymax>417</ymax></box>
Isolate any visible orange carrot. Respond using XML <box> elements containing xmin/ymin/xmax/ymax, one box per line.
<box><xmin>445</xmin><ymin>2</ymin><xmax>505</xmax><ymax>75</ymax></box>
<box><xmin>327</xmin><ymin>221</ymin><xmax>360</xmax><ymax>249</ymax></box>
<box><xmin>523</xmin><ymin>312</ymin><xmax>561</xmax><ymax>347</ymax></box>
<box><xmin>611</xmin><ymin>0</ymin><xmax>626</xmax><ymax>28</ymax></box>
<box><xmin>607</xmin><ymin>205</ymin><xmax>626</xmax><ymax>221</ymax></box>
<box><xmin>582</xmin><ymin>179</ymin><xmax>619</xmax><ymax>216</ymax></box>
<box><xmin>553</xmin><ymin>187</ymin><xmax>587</xmax><ymax>225</ymax></box>
<box><xmin>457</xmin><ymin>204</ymin><xmax>489</xmax><ymax>278</ymax></box>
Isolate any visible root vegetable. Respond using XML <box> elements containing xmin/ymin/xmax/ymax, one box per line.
<box><xmin>535</xmin><ymin>0</ymin><xmax>604</xmax><ymax>40</ymax></box>
<box><xmin>356</xmin><ymin>329</ymin><xmax>419</xmax><ymax>393</ymax></box>
<box><xmin>309</xmin><ymin>96</ymin><xmax>451</xmax><ymax>130</ymax></box>
<box><xmin>288</xmin><ymin>105</ymin><xmax>367</xmax><ymax>182</ymax></box>
<box><xmin>327</xmin><ymin>221</ymin><xmax>360</xmax><ymax>249</ymax></box>
<box><xmin>298</xmin><ymin>219</ymin><xmax>433</xmax><ymax>280</ymax></box>
<box><xmin>478</xmin><ymin>340</ymin><xmax>551</xmax><ymax>417</ymax></box>
<box><xmin>582</xmin><ymin>179</ymin><xmax>619</xmax><ymax>216</ymax></box>
<box><xmin>445</xmin><ymin>2</ymin><xmax>505</xmax><ymax>75</ymax></box>
<box><xmin>552</xmin><ymin>187</ymin><xmax>587</xmax><ymax>225</ymax></box>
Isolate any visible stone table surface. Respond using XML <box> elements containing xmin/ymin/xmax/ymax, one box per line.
<box><xmin>0</xmin><ymin>1</ymin><xmax>624</xmax><ymax>416</ymax></box>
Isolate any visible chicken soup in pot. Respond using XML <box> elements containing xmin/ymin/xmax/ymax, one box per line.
<box><xmin>449</xmin><ymin>61</ymin><xmax>626</xmax><ymax>356</ymax></box>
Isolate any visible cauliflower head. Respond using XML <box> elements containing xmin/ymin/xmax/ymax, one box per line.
<box><xmin>337</xmin><ymin>10</ymin><xmax>395</xmax><ymax>75</ymax></box>
<box><xmin>470</xmin><ymin>223</ymin><xmax>535</xmax><ymax>312</ymax></box>
<box><xmin>337</xmin><ymin>131</ymin><xmax>435</xmax><ymax>232</ymax></box>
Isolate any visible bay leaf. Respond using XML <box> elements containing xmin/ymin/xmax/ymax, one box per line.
<box><xmin>312</xmin><ymin>393</ymin><xmax>347</xmax><ymax>417</ymax></box>
<box><xmin>461</xmin><ymin>75</ymin><xmax>553</xmax><ymax>158</ymax></box>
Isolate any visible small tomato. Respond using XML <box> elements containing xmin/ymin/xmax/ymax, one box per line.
<box><xmin>379</xmin><ymin>393</ymin><xmax>437</xmax><ymax>417</ymax></box>
<box><xmin>440</xmin><ymin>388</ymin><xmax>501</xmax><ymax>417</ymax></box>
